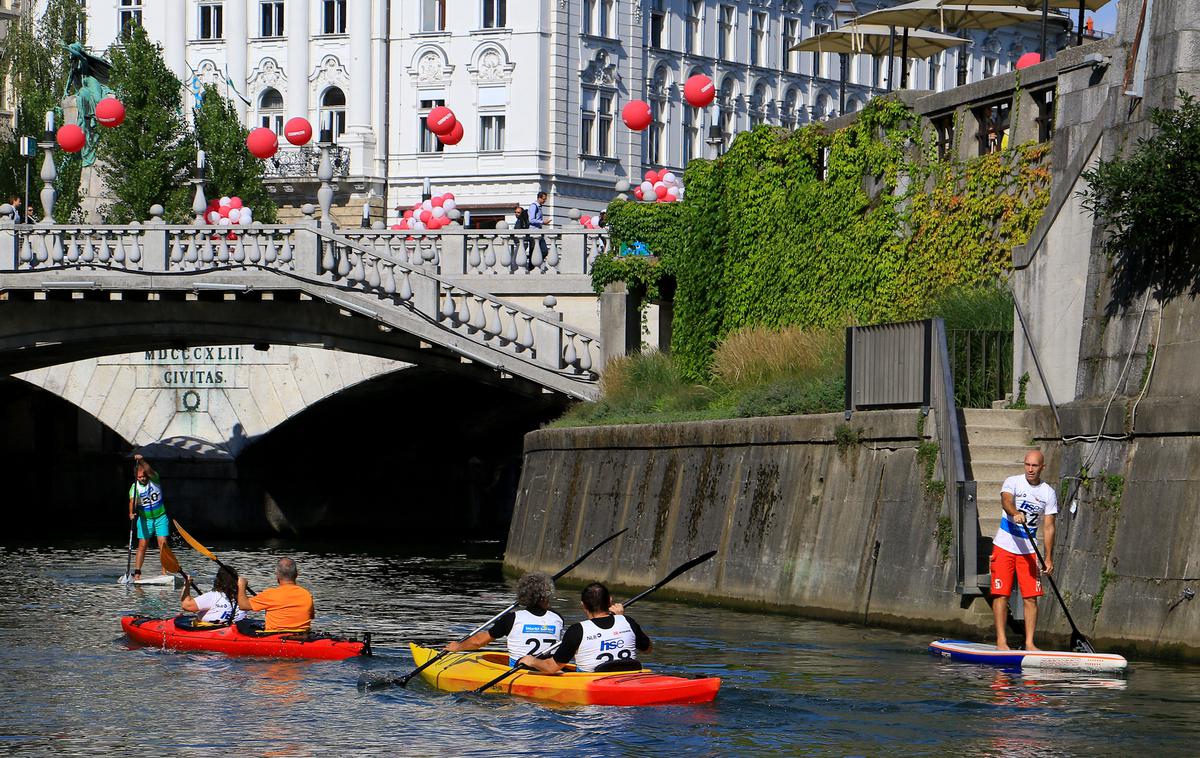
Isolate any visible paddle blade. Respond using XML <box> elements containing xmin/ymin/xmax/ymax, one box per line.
<box><xmin>624</xmin><ymin>550</ymin><xmax>718</xmax><ymax>608</ymax></box>
<box><xmin>551</xmin><ymin>528</ymin><xmax>629</xmax><ymax>581</ymax></box>
<box><xmin>173</xmin><ymin>519</ymin><xmax>217</xmax><ymax>561</ymax></box>
<box><xmin>1072</xmin><ymin>633</ymin><xmax>1096</xmax><ymax>654</ymax></box>
<box><xmin>117</xmin><ymin>574</ymin><xmax>133</xmax><ymax>585</ymax></box>
<box><xmin>160</xmin><ymin>544</ymin><xmax>182</xmax><ymax>574</ymax></box>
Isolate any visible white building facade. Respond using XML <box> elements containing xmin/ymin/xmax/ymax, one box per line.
<box><xmin>80</xmin><ymin>1</ymin><xmax>1058</xmax><ymax>224</ymax></box>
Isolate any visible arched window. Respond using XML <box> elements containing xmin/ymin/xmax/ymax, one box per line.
<box><xmin>718</xmin><ymin>77</ymin><xmax>736</xmax><ymax>136</ymax></box>
<box><xmin>258</xmin><ymin>87</ymin><xmax>284</xmax><ymax>134</ymax></box>
<box><xmin>320</xmin><ymin>86</ymin><xmax>347</xmax><ymax>139</ymax></box>
<box><xmin>814</xmin><ymin>92</ymin><xmax>832</xmax><ymax>122</ymax></box>
<box><xmin>846</xmin><ymin>98</ymin><xmax>862</xmax><ymax>113</ymax></box>
<box><xmin>648</xmin><ymin>65</ymin><xmax>670</xmax><ymax>166</ymax></box>
<box><xmin>749</xmin><ymin>81</ymin><xmax>769</xmax><ymax>128</ymax></box>
<box><xmin>782</xmin><ymin>87</ymin><xmax>799</xmax><ymax>129</ymax></box>
<box><xmin>683</xmin><ymin>68</ymin><xmax>704</xmax><ymax>164</ymax></box>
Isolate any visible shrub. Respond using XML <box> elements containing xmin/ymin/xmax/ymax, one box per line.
<box><xmin>710</xmin><ymin>325</ymin><xmax>844</xmax><ymax>388</ymax></box>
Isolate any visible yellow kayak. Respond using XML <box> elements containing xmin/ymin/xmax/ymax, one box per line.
<box><xmin>407</xmin><ymin>643</ymin><xmax>720</xmax><ymax>706</ymax></box>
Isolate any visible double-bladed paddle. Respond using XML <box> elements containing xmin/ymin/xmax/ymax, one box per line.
<box><xmin>468</xmin><ymin>549</ymin><xmax>718</xmax><ymax>696</ymax></box>
<box><xmin>160</xmin><ymin>544</ymin><xmax>198</xmax><ymax>596</ymax></box>
<box><xmin>390</xmin><ymin>528</ymin><xmax>630</xmax><ymax>688</ymax></box>
<box><xmin>173</xmin><ymin>519</ymin><xmax>255</xmax><ymax>596</ymax></box>
<box><xmin>1020</xmin><ymin>522</ymin><xmax>1095</xmax><ymax>653</ymax></box>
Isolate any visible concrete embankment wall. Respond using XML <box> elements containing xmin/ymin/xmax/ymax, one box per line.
<box><xmin>506</xmin><ymin>412</ymin><xmax>1200</xmax><ymax>660</ymax></box>
<box><xmin>505</xmin><ymin>411</ymin><xmax>990</xmax><ymax>637</ymax></box>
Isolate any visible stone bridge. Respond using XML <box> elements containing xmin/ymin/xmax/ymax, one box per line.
<box><xmin>0</xmin><ymin>216</ymin><xmax>608</xmax><ymax>401</ymax></box>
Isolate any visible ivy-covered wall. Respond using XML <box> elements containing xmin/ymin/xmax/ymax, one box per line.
<box><xmin>596</xmin><ymin>99</ymin><xmax>1050</xmax><ymax>380</ymax></box>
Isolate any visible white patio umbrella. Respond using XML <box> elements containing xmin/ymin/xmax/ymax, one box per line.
<box><xmin>961</xmin><ymin>0</ymin><xmax>1114</xmax><ymax>50</ymax></box>
<box><xmin>853</xmin><ymin>2</ymin><xmax>1071</xmax><ymax>87</ymax></box>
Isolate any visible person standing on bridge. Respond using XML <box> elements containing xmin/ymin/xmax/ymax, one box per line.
<box><xmin>237</xmin><ymin>557</ymin><xmax>315</xmax><ymax>633</ymax></box>
<box><xmin>128</xmin><ymin>454</ymin><xmax>169</xmax><ymax>580</ymax></box>
<box><xmin>445</xmin><ymin>572</ymin><xmax>564</xmax><ymax>666</ymax></box>
<box><xmin>990</xmin><ymin>449</ymin><xmax>1058</xmax><ymax>651</ymax></box>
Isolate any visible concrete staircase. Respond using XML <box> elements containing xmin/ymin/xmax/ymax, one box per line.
<box><xmin>963</xmin><ymin>409</ymin><xmax>1036</xmax><ymax>542</ymax></box>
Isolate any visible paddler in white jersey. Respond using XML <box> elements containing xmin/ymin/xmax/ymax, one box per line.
<box><xmin>446</xmin><ymin>573</ymin><xmax>564</xmax><ymax>666</ymax></box>
<box><xmin>518</xmin><ymin>582</ymin><xmax>652</xmax><ymax>674</ymax></box>
<box><xmin>990</xmin><ymin>449</ymin><xmax>1058</xmax><ymax>651</ymax></box>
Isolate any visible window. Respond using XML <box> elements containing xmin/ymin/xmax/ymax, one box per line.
<box><xmin>420</xmin><ymin>99</ymin><xmax>447</xmax><ymax>153</ymax></box>
<box><xmin>783</xmin><ymin>18</ymin><xmax>799</xmax><ymax>73</ymax></box>
<box><xmin>718</xmin><ymin>78</ymin><xmax>734</xmax><ymax>135</ymax></box>
<box><xmin>928</xmin><ymin>54</ymin><xmax>942</xmax><ymax>91</ymax></box>
<box><xmin>873</xmin><ymin>56</ymin><xmax>886</xmax><ymax>89</ymax></box>
<box><xmin>1033</xmin><ymin>88</ymin><xmax>1055</xmax><ymax>142</ymax></box>
<box><xmin>598</xmin><ymin>93</ymin><xmax>613</xmax><ymax>157</ymax></box>
<box><xmin>750</xmin><ymin>12</ymin><xmax>766</xmax><ymax>67</ymax></box>
<box><xmin>650</xmin><ymin>0</ymin><xmax>666</xmax><ymax>48</ymax></box>
<box><xmin>320</xmin><ymin>87</ymin><xmax>346</xmax><ymax>138</ymax></box>
<box><xmin>321</xmin><ymin>0</ymin><xmax>346</xmax><ymax>34</ymax></box>
<box><xmin>422</xmin><ymin>0</ymin><xmax>446</xmax><ymax>32</ymax></box>
<box><xmin>119</xmin><ymin>0</ymin><xmax>142</xmax><ymax>40</ymax></box>
<box><xmin>649</xmin><ymin>69</ymin><xmax>668</xmax><ymax>165</ymax></box>
<box><xmin>648</xmin><ymin>116</ymin><xmax>664</xmax><ymax>165</ymax></box>
<box><xmin>599</xmin><ymin>0</ymin><xmax>614</xmax><ymax>37</ymax></box>
<box><xmin>683</xmin><ymin>104</ymin><xmax>699</xmax><ymax>164</ymax></box>
<box><xmin>258</xmin><ymin>87</ymin><xmax>284</xmax><ymax>134</ymax></box>
<box><xmin>974</xmin><ymin>101</ymin><xmax>1010</xmax><ymax>155</ymax></box>
<box><xmin>933</xmin><ymin>113</ymin><xmax>954</xmax><ymax>160</ymax></box>
<box><xmin>718</xmin><ymin>6</ymin><xmax>734</xmax><ymax>60</ymax></box>
<box><xmin>686</xmin><ymin>2</ymin><xmax>702</xmax><ymax>54</ymax></box>
<box><xmin>483</xmin><ymin>0</ymin><xmax>506</xmax><ymax>29</ymax></box>
<box><xmin>583</xmin><ymin>0</ymin><xmax>595</xmax><ymax>34</ymax></box>
<box><xmin>983</xmin><ymin>58</ymin><xmax>997</xmax><ymax>78</ymax></box>
<box><xmin>480</xmin><ymin>114</ymin><xmax>505</xmax><ymax>151</ymax></box>
<box><xmin>581</xmin><ymin>89</ymin><xmax>613</xmax><ymax>157</ymax></box>
<box><xmin>198</xmin><ymin>2</ymin><xmax>224</xmax><ymax>40</ymax></box>
<box><xmin>260</xmin><ymin>1</ymin><xmax>284</xmax><ymax>37</ymax></box>
<box><xmin>749</xmin><ymin>82</ymin><xmax>769</xmax><ymax>128</ymax></box>
<box><xmin>781</xmin><ymin>88</ymin><xmax>799</xmax><ymax>129</ymax></box>
<box><xmin>813</xmin><ymin>24</ymin><xmax>830</xmax><ymax>77</ymax></box>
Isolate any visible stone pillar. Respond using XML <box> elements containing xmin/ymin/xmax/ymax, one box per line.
<box><xmin>227</xmin><ymin>0</ymin><xmax>249</xmax><ymax>119</ymax></box>
<box><xmin>164</xmin><ymin>0</ymin><xmax>187</xmax><ymax>82</ymax></box>
<box><xmin>287</xmin><ymin>0</ymin><xmax>311</xmax><ymax>117</ymax></box>
<box><xmin>340</xmin><ymin>0</ymin><xmax>377</xmax><ymax>177</ymax></box>
<box><xmin>600</xmin><ymin>282</ymin><xmax>641</xmax><ymax>369</ymax></box>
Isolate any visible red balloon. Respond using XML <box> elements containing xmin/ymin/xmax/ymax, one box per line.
<box><xmin>431</xmin><ymin>196</ymin><xmax>445</xmax><ymax>208</ymax></box>
<box><xmin>229</xmin><ymin>197</ymin><xmax>243</xmax><ymax>209</ymax></box>
<box><xmin>684</xmin><ymin>74</ymin><xmax>716</xmax><ymax>108</ymax></box>
<box><xmin>644</xmin><ymin>169</ymin><xmax>659</xmax><ymax>184</ymax></box>
<box><xmin>622</xmin><ymin>99</ymin><xmax>653</xmax><ymax>131</ymax></box>
<box><xmin>56</xmin><ymin>124</ymin><xmax>86</xmax><ymax>153</ymax></box>
<box><xmin>438</xmin><ymin>121</ymin><xmax>465</xmax><ymax>146</ymax></box>
<box><xmin>390</xmin><ymin>223</ymin><xmax>404</xmax><ymax>230</ymax></box>
<box><xmin>95</xmin><ymin>97</ymin><xmax>126</xmax><ymax>127</ymax></box>
<box><xmin>443</xmin><ymin>192</ymin><xmax>455</xmax><ymax>200</ymax></box>
<box><xmin>633</xmin><ymin>187</ymin><xmax>644</xmax><ymax>200</ymax></box>
<box><xmin>655</xmin><ymin>185</ymin><xmax>669</xmax><ymax>200</ymax></box>
<box><xmin>659</xmin><ymin>194</ymin><xmax>676</xmax><ymax>203</ymax></box>
<box><xmin>284</xmin><ymin>117</ymin><xmax>313</xmax><ymax>146</ymax></box>
<box><xmin>420</xmin><ymin>210</ymin><xmax>433</xmax><ymax>223</ymax></box>
<box><xmin>1016</xmin><ymin>52</ymin><xmax>1042</xmax><ymax>70</ymax></box>
<box><xmin>246</xmin><ymin>127</ymin><xmax>279</xmax><ymax>159</ymax></box>
<box><xmin>427</xmin><ymin>106</ymin><xmax>457</xmax><ymax>136</ymax></box>
<box><xmin>403</xmin><ymin>209</ymin><xmax>414</xmax><ymax>219</ymax></box>
<box><xmin>218</xmin><ymin>205</ymin><xmax>231</xmax><ymax>218</ymax></box>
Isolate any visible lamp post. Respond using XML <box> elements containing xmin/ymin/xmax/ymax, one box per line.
<box><xmin>38</xmin><ymin>111</ymin><xmax>57</xmax><ymax>224</ymax></box>
<box><xmin>316</xmin><ymin>124</ymin><xmax>334</xmax><ymax>227</ymax></box>
<box><xmin>191</xmin><ymin>149</ymin><xmax>207</xmax><ymax>225</ymax></box>
<box><xmin>706</xmin><ymin>123</ymin><xmax>725</xmax><ymax>157</ymax></box>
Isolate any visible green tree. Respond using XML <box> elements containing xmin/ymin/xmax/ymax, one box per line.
<box><xmin>96</xmin><ymin>25</ymin><xmax>191</xmax><ymax>222</ymax></box>
<box><xmin>193</xmin><ymin>85</ymin><xmax>277</xmax><ymax>223</ymax></box>
<box><xmin>0</xmin><ymin>0</ymin><xmax>87</xmax><ymax>221</ymax></box>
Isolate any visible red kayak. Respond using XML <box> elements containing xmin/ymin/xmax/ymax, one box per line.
<box><xmin>121</xmin><ymin>615</ymin><xmax>370</xmax><ymax>660</ymax></box>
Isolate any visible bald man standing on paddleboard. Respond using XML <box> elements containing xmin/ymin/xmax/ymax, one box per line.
<box><xmin>990</xmin><ymin>449</ymin><xmax>1057</xmax><ymax>651</ymax></box>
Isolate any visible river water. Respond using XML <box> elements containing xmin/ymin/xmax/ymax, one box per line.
<box><xmin>1</xmin><ymin>539</ymin><xmax>1197</xmax><ymax>756</ymax></box>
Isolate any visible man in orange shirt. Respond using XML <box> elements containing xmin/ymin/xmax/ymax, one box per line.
<box><xmin>236</xmin><ymin>557</ymin><xmax>315</xmax><ymax>632</ymax></box>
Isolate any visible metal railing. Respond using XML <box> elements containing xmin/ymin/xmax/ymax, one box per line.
<box><xmin>946</xmin><ymin>329</ymin><xmax>1013</xmax><ymax>409</ymax></box>
<box><xmin>262</xmin><ymin>146</ymin><xmax>351</xmax><ymax>179</ymax></box>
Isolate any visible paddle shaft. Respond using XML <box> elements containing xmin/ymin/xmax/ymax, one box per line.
<box><xmin>173</xmin><ymin>519</ymin><xmax>255</xmax><ymax>596</ymax></box>
<box><xmin>394</xmin><ymin>527</ymin><xmax>630</xmax><ymax>688</ymax></box>
<box><xmin>470</xmin><ymin>550</ymin><xmax>717</xmax><ymax>695</ymax></box>
<box><xmin>1020</xmin><ymin>522</ymin><xmax>1095</xmax><ymax>652</ymax></box>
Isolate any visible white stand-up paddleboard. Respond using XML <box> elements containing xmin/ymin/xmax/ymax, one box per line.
<box><xmin>929</xmin><ymin>640</ymin><xmax>1127</xmax><ymax>672</ymax></box>
<box><xmin>118</xmin><ymin>574</ymin><xmax>178</xmax><ymax>586</ymax></box>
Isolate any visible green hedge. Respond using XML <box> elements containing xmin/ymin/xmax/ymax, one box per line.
<box><xmin>596</xmin><ymin>98</ymin><xmax>1050</xmax><ymax>381</ymax></box>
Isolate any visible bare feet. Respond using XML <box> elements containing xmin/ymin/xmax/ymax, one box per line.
<box><xmin>1025</xmin><ymin>643</ymin><xmax>1040</xmax><ymax>651</ymax></box>
<box><xmin>995</xmin><ymin>639</ymin><xmax>1010</xmax><ymax>650</ymax></box>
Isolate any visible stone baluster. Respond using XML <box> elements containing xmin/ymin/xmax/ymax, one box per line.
<box><xmin>563</xmin><ymin>331</ymin><xmax>578</xmax><ymax>368</ymax></box>
<box><xmin>482</xmin><ymin>236</ymin><xmax>497</xmax><ymax>272</ymax></box>
<box><xmin>382</xmin><ymin>262</ymin><xmax>396</xmax><ymax>294</ymax></box>
<box><xmin>469</xmin><ymin>295</ymin><xmax>487</xmax><ymax>331</ymax></box>
<box><xmin>578</xmin><ymin>337</ymin><xmax>595</xmax><ymax>373</ymax></box>
<box><xmin>366</xmin><ymin>257</ymin><xmax>381</xmax><ymax>289</ymax></box>
<box><xmin>502</xmin><ymin>308</ymin><xmax>519</xmax><ymax>344</ymax></box>
<box><xmin>533</xmin><ymin>296</ymin><xmax>564</xmax><ymax>368</ymax></box>
<box><xmin>317</xmin><ymin>141</ymin><xmax>334</xmax><ymax>229</ymax></box>
<box><xmin>485</xmin><ymin>303</ymin><xmax>502</xmax><ymax>338</ymax></box>
<box><xmin>399</xmin><ymin>270</ymin><xmax>414</xmax><ymax>302</ymax></box>
<box><xmin>440</xmin><ymin>287</ymin><xmax>457</xmax><ymax>321</ymax></box>
<box><xmin>455</xmin><ymin>290</ymin><xmax>472</xmax><ymax>325</ymax></box>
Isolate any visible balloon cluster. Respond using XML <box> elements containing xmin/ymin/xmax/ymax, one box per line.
<box><xmin>390</xmin><ymin>193</ymin><xmax>458</xmax><ymax>231</ymax></box>
<box><xmin>56</xmin><ymin>96</ymin><xmax>126</xmax><ymax>153</ymax></box>
<box><xmin>580</xmin><ymin>214</ymin><xmax>601</xmax><ymax>229</ymax></box>
<box><xmin>427</xmin><ymin>106</ymin><xmax>464</xmax><ymax>146</ymax></box>
<box><xmin>204</xmin><ymin>196</ymin><xmax>255</xmax><ymax>226</ymax></box>
<box><xmin>632</xmin><ymin>169</ymin><xmax>684</xmax><ymax>203</ymax></box>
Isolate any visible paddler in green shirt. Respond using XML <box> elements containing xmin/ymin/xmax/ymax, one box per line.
<box><xmin>127</xmin><ymin>454</ymin><xmax>169</xmax><ymax>580</ymax></box>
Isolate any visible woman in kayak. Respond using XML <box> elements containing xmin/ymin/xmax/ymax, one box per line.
<box><xmin>445</xmin><ymin>572</ymin><xmax>564</xmax><ymax>666</ymax></box>
<box><xmin>180</xmin><ymin>565</ymin><xmax>246</xmax><ymax>625</ymax></box>
<box><xmin>518</xmin><ymin>582</ymin><xmax>651</xmax><ymax>674</ymax></box>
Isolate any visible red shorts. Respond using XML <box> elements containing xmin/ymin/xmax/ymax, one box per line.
<box><xmin>989</xmin><ymin>545</ymin><xmax>1042</xmax><ymax>598</ymax></box>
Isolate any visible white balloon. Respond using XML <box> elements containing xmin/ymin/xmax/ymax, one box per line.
<box><xmin>640</xmin><ymin>181</ymin><xmax>654</xmax><ymax>196</ymax></box>
<box><xmin>219</xmin><ymin>196</ymin><xmax>231</xmax><ymax>206</ymax></box>
<box><xmin>662</xmin><ymin>172</ymin><xmax>677</xmax><ymax>185</ymax></box>
<box><xmin>228</xmin><ymin>208</ymin><xmax>242</xmax><ymax>223</ymax></box>
<box><xmin>218</xmin><ymin>217</ymin><xmax>231</xmax><ymax>226</ymax></box>
<box><xmin>421</xmin><ymin>199</ymin><xmax>433</xmax><ymax>211</ymax></box>
<box><xmin>241</xmin><ymin>208</ymin><xmax>253</xmax><ymax>222</ymax></box>
<box><xmin>411</xmin><ymin>220</ymin><xmax>426</xmax><ymax>231</ymax></box>
<box><xmin>207</xmin><ymin>211</ymin><xmax>220</xmax><ymax>224</ymax></box>
<box><xmin>443</xmin><ymin>198</ymin><xmax>457</xmax><ymax>211</ymax></box>
<box><xmin>677</xmin><ymin>186</ymin><xmax>685</xmax><ymax>199</ymax></box>
<box><xmin>667</xmin><ymin>186</ymin><xmax>681</xmax><ymax>198</ymax></box>
<box><xmin>653</xmin><ymin>181</ymin><xmax>666</xmax><ymax>191</ymax></box>
<box><xmin>431</xmin><ymin>206</ymin><xmax>446</xmax><ymax>218</ymax></box>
